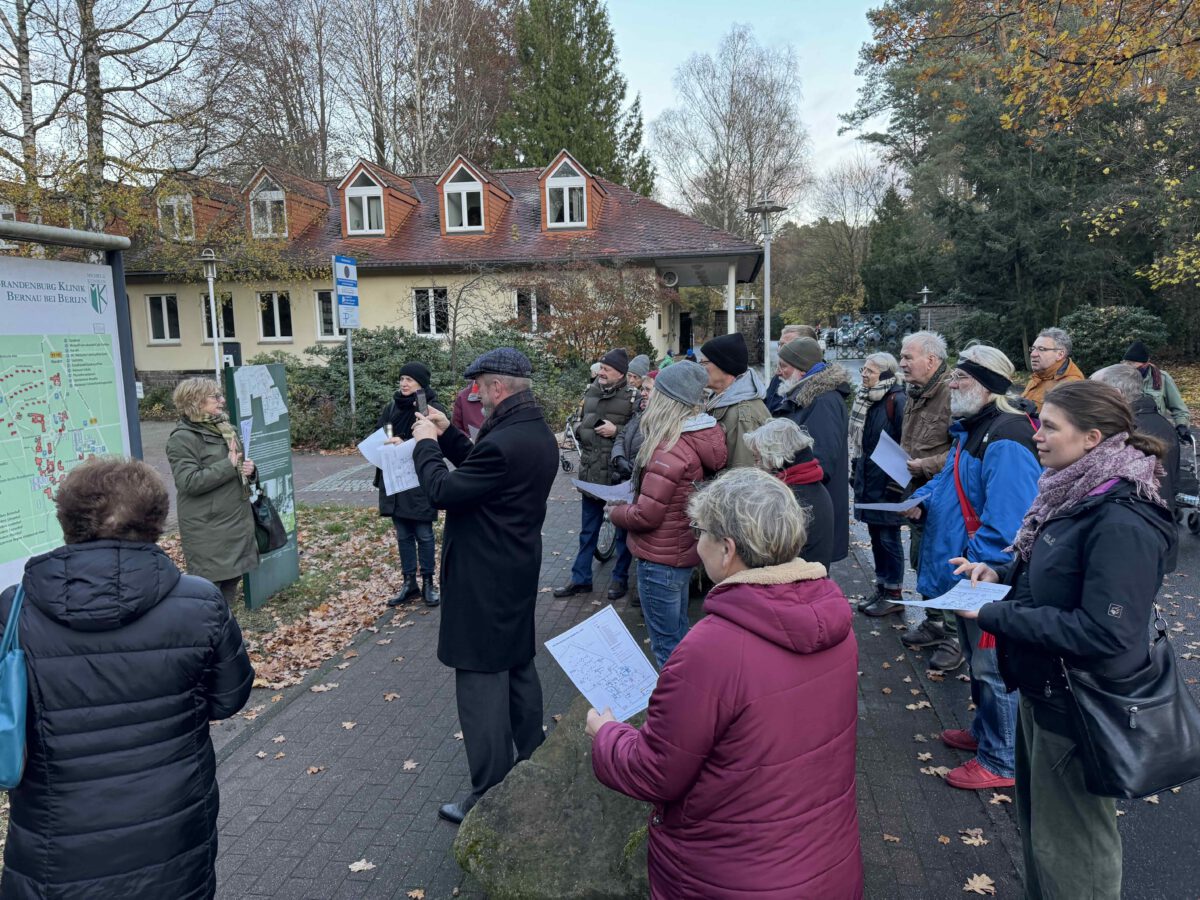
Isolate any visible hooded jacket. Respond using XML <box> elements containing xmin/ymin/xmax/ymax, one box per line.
<box><xmin>610</xmin><ymin>417</ymin><xmax>728</xmax><ymax>567</ymax></box>
<box><xmin>0</xmin><ymin>541</ymin><xmax>254</xmax><ymax>900</ymax></box>
<box><xmin>451</xmin><ymin>382</ymin><xmax>485</xmax><ymax>439</ymax></box>
<box><xmin>591</xmin><ymin>560</ymin><xmax>862</xmax><ymax>900</ymax></box>
<box><xmin>707</xmin><ymin>369</ymin><xmax>771</xmax><ymax>470</ymax></box>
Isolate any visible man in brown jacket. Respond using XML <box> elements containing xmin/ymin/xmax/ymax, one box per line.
<box><xmin>1021</xmin><ymin>327</ymin><xmax>1084</xmax><ymax>413</ymax></box>
<box><xmin>699</xmin><ymin>332</ymin><xmax>771</xmax><ymax>470</ymax></box>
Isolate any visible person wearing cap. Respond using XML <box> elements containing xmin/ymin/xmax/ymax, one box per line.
<box><xmin>374</xmin><ymin>361</ymin><xmax>446</xmax><ymax>607</ymax></box>
<box><xmin>1122</xmin><ymin>341</ymin><xmax>1192</xmax><ymax>440</ymax></box>
<box><xmin>901</xmin><ymin>344</ymin><xmax>1041</xmax><ymax>791</ymax></box>
<box><xmin>699</xmin><ymin>332</ymin><xmax>771</xmax><ymax>470</ymax></box>
<box><xmin>774</xmin><ymin>336</ymin><xmax>853</xmax><ymax>563</ymax></box>
<box><xmin>1021</xmin><ymin>327</ymin><xmax>1084</xmax><ymax>414</ymax></box>
<box><xmin>451</xmin><ymin>379</ymin><xmax>486</xmax><ymax>441</ymax></box>
<box><xmin>627</xmin><ymin>354</ymin><xmax>651</xmax><ymax>390</ymax></box>
<box><xmin>408</xmin><ymin>348</ymin><xmax>559</xmax><ymax>825</ymax></box>
<box><xmin>765</xmin><ymin>325</ymin><xmax>817</xmax><ymax>414</ymax></box>
<box><xmin>609</xmin><ymin>362</ymin><xmax>728</xmax><ymax>666</ymax></box>
<box><xmin>555</xmin><ymin>348</ymin><xmax>636</xmax><ymax>601</ymax></box>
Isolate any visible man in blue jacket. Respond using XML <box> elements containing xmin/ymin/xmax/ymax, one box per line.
<box><xmin>904</xmin><ymin>344</ymin><xmax>1040</xmax><ymax>792</ymax></box>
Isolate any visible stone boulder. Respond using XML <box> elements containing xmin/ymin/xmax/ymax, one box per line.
<box><xmin>453</xmin><ymin>694</ymin><xmax>651</xmax><ymax>899</ymax></box>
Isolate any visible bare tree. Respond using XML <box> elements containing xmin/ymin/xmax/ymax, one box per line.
<box><xmin>652</xmin><ymin>25</ymin><xmax>811</xmax><ymax>239</ymax></box>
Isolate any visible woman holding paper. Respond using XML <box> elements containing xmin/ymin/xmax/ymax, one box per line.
<box><xmin>952</xmin><ymin>381</ymin><xmax>1174</xmax><ymax>900</ymax></box>
<box><xmin>374</xmin><ymin>362</ymin><xmax>445</xmax><ymax>608</ymax></box>
<box><xmin>589</xmin><ymin>467</ymin><xmax>862</xmax><ymax>899</ymax></box>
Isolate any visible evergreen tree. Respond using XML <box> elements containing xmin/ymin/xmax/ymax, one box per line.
<box><xmin>496</xmin><ymin>0</ymin><xmax>654</xmax><ymax>195</ymax></box>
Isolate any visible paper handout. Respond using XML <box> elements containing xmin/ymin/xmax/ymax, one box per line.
<box><xmin>855</xmin><ymin>496</ymin><xmax>924</xmax><ymax>513</ymax></box>
<box><xmin>357</xmin><ymin>428</ymin><xmax>388</xmax><ymax>469</ymax></box>
<box><xmin>571</xmin><ymin>478</ymin><xmax>634</xmax><ymax>504</ymax></box>
<box><xmin>239</xmin><ymin>419</ymin><xmax>252</xmax><ymax>458</ymax></box>
<box><xmin>379</xmin><ymin>439</ymin><xmax>420</xmax><ymax>495</ymax></box>
<box><xmin>895</xmin><ymin>580</ymin><xmax>1010</xmax><ymax>613</ymax></box>
<box><xmin>869</xmin><ymin>429</ymin><xmax>913</xmax><ymax>489</ymax></box>
<box><xmin>545</xmin><ymin>605</ymin><xmax>659</xmax><ymax>721</ymax></box>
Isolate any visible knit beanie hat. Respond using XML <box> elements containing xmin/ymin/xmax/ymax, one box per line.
<box><xmin>601</xmin><ymin>347</ymin><xmax>630</xmax><ymax>375</ymax></box>
<box><xmin>1123</xmin><ymin>341</ymin><xmax>1151</xmax><ymax>364</ymax></box>
<box><xmin>655</xmin><ymin>361</ymin><xmax>709</xmax><ymax>407</ymax></box>
<box><xmin>778</xmin><ymin>337</ymin><xmax>823</xmax><ymax>372</ymax></box>
<box><xmin>399</xmin><ymin>361</ymin><xmax>431</xmax><ymax>390</ymax></box>
<box><xmin>628</xmin><ymin>354</ymin><xmax>651</xmax><ymax>378</ymax></box>
<box><xmin>699</xmin><ymin>332</ymin><xmax>749</xmax><ymax>376</ymax></box>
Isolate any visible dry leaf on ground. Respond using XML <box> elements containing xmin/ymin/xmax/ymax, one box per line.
<box><xmin>881</xmin><ymin>662</ymin><xmax>892</xmax><ymax>669</ymax></box>
<box><xmin>902</xmin><ymin>676</ymin><xmax>912</xmax><ymax>683</ymax></box>
<box><xmin>393</xmin><ymin>656</ymin><xmax>405</xmax><ymax>663</ymax></box>
<box><xmin>956</xmin><ymin>673</ymin><xmax>971</xmax><ymax>682</ymax></box>
<box><xmin>406</xmin><ymin>890</ymin><xmax>425</xmax><ymax>900</ymax></box>
<box><xmin>271</xmin><ymin>735</ymin><xmax>286</xmax><ymax>744</ymax></box>
<box><xmin>348</xmin><ymin>859</ymin><xmax>376</xmax><ymax>872</ymax></box>
<box><xmin>960</xmin><ymin>828</ymin><xmax>989</xmax><ymax>847</ymax></box>
<box><xmin>306</xmin><ymin>766</ymin><xmax>325</xmax><ymax>775</ymax></box>
<box><xmin>271</xmin><ymin>694</ymin><xmax>283</xmax><ymax>703</ymax></box>
<box><xmin>397</xmin><ymin>621</ymin><xmax>415</xmax><ymax>629</ymax></box>
<box><xmin>1145</xmin><ymin>794</ymin><xmax>1160</xmax><ymax>804</ymax></box>
<box><xmin>552</xmin><ymin>713</ymin><xmax>563</xmax><ymax>722</ymax></box>
<box><xmin>255</xmin><ymin>751</ymin><xmax>267</xmax><ymax>759</ymax></box>
<box><xmin>343</xmin><ymin>649</ymin><xmax>359</xmax><ymax>659</ymax></box>
<box><xmin>883</xmin><ymin>833</ymin><xmax>901</xmax><ymax>843</ymax></box>
<box><xmin>882</xmin><ymin>687</ymin><xmax>893</xmax><ymax>695</ymax></box>
<box><xmin>453</xmin><ymin>731</ymin><xmax>464</xmax><ymax>741</ymax></box>
<box><xmin>913</xmin><ymin>734</ymin><xmax>928</xmax><ymax>742</ymax></box>
<box><xmin>336</xmin><ymin>662</ymin><xmax>352</xmax><ymax>670</ymax></box>
<box><xmin>921</xmin><ymin>765</ymin><xmax>953</xmax><ymax>778</ymax></box>
<box><xmin>917</xmin><ymin>752</ymin><xmax>933</xmax><ymax>761</ymax></box>
<box><xmin>938</xmin><ymin>835</ymin><xmax>951</xmax><ymax>845</ymax></box>
<box><xmin>273</xmin><ymin>751</ymin><xmax>285</xmax><ymax>760</ymax></box>
<box><xmin>310</xmin><ymin>683</ymin><xmax>338</xmax><ymax>693</ymax></box>
<box><xmin>403</xmin><ymin>759</ymin><xmax>418</xmax><ymax>771</ymax></box>
<box><xmin>384</xmin><ymin>692</ymin><xmax>401</xmax><ymax>702</ymax></box>
<box><xmin>377</xmin><ymin>639</ymin><xmax>393</xmax><ymax>645</ymax></box>
<box><xmin>342</xmin><ymin>722</ymin><xmax>357</xmax><ymax>730</ymax></box>
<box><xmin>241</xmin><ymin>705</ymin><xmax>265</xmax><ymax>720</ymax></box>
<box><xmin>990</xmin><ymin>793</ymin><xmax>1012</xmax><ymax>805</ymax></box>
<box><xmin>963</xmin><ymin>873</ymin><xmax>996</xmax><ymax>895</ymax></box>
<box><xmin>906</xmin><ymin>700</ymin><xmax>933</xmax><ymax>711</ymax></box>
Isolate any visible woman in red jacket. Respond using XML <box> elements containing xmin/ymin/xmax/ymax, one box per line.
<box><xmin>589</xmin><ymin>467</ymin><xmax>863</xmax><ymax>899</ymax></box>
<box><xmin>609</xmin><ymin>361</ymin><xmax>727</xmax><ymax>667</ymax></box>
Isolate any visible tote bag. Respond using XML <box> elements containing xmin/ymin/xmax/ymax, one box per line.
<box><xmin>0</xmin><ymin>585</ymin><xmax>28</xmax><ymax>789</ymax></box>
<box><xmin>251</xmin><ymin>487</ymin><xmax>288</xmax><ymax>554</ymax></box>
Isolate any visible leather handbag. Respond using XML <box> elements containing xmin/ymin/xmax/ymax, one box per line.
<box><xmin>251</xmin><ymin>486</ymin><xmax>288</xmax><ymax>554</ymax></box>
<box><xmin>1062</xmin><ymin>608</ymin><xmax>1200</xmax><ymax>799</ymax></box>
<box><xmin>0</xmin><ymin>585</ymin><xmax>28</xmax><ymax>789</ymax></box>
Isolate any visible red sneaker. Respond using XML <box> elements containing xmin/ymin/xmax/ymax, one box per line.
<box><xmin>945</xmin><ymin>758</ymin><xmax>1015</xmax><ymax>790</ymax></box>
<box><xmin>941</xmin><ymin>728</ymin><xmax>979</xmax><ymax>751</ymax></box>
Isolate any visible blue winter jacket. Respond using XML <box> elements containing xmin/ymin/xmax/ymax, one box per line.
<box><xmin>911</xmin><ymin>404</ymin><xmax>1041</xmax><ymax>598</ymax></box>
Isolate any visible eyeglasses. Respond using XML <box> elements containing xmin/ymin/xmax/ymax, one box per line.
<box><xmin>689</xmin><ymin>523</ymin><xmax>707</xmax><ymax>540</ymax></box>
<box><xmin>948</xmin><ymin>371</ymin><xmax>974</xmax><ymax>384</ymax></box>
<box><xmin>1030</xmin><ymin>345</ymin><xmax>1061</xmax><ymax>354</ymax></box>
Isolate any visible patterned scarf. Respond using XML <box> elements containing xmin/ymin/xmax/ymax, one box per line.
<box><xmin>189</xmin><ymin>411</ymin><xmax>246</xmax><ymax>485</ymax></box>
<box><xmin>1008</xmin><ymin>432</ymin><xmax>1165</xmax><ymax>561</ymax></box>
<box><xmin>849</xmin><ymin>375</ymin><xmax>897</xmax><ymax>457</ymax></box>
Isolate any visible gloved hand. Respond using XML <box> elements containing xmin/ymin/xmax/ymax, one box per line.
<box><xmin>1177</xmin><ymin>424</ymin><xmax>1191</xmax><ymax>443</ymax></box>
<box><xmin>613</xmin><ymin>456</ymin><xmax>633</xmax><ymax>480</ymax></box>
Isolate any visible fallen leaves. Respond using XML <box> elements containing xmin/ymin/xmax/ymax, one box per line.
<box><xmin>926</xmin><ymin>670</ymin><xmax>945</xmax><ymax>682</ymax></box>
<box><xmin>921</xmin><ymin>765</ymin><xmax>953</xmax><ymax>778</ymax></box>
<box><xmin>937</xmin><ymin>834</ymin><xmax>951</xmax><ymax>845</ymax></box>
<box><xmin>384</xmin><ymin>692</ymin><xmax>401</xmax><ymax>702</ymax></box>
<box><xmin>342</xmin><ymin>721</ymin><xmax>357</xmax><ymax>730</ymax></box>
<box><xmin>255</xmin><ymin>751</ymin><xmax>267</xmax><ymax>759</ymax></box>
<box><xmin>1145</xmin><ymin>794</ymin><xmax>1160</xmax><ymax>804</ymax></box>
<box><xmin>963</xmin><ymin>873</ymin><xmax>996</xmax><ymax>895</ymax></box>
<box><xmin>883</xmin><ymin>833</ymin><xmax>901</xmax><ymax>843</ymax></box>
<box><xmin>453</xmin><ymin>731</ymin><xmax>464</xmax><ymax>741</ymax></box>
<box><xmin>273</xmin><ymin>751</ymin><xmax>285</xmax><ymax>760</ymax></box>
<box><xmin>271</xmin><ymin>734</ymin><xmax>286</xmax><ymax>744</ymax></box>
<box><xmin>906</xmin><ymin>700</ymin><xmax>933</xmax><ymax>711</ymax></box>
<box><xmin>406</xmin><ymin>890</ymin><xmax>425</xmax><ymax>899</ymax></box>
<box><xmin>310</xmin><ymin>683</ymin><xmax>339</xmax><ymax>693</ymax></box>
<box><xmin>306</xmin><ymin>765</ymin><xmax>325</xmax><ymax>775</ymax></box>
<box><xmin>917</xmin><ymin>752</ymin><xmax>933</xmax><ymax>761</ymax></box>
<box><xmin>882</xmin><ymin>687</ymin><xmax>893</xmax><ymax>695</ymax></box>
<box><xmin>397</xmin><ymin>621</ymin><xmax>416</xmax><ymax>629</ymax></box>
<box><xmin>271</xmin><ymin>694</ymin><xmax>283</xmax><ymax>703</ymax></box>
<box><xmin>403</xmin><ymin>758</ymin><xmax>419</xmax><ymax>771</ymax></box>
<box><xmin>348</xmin><ymin>859</ymin><xmax>376</xmax><ymax>873</ymax></box>
<box><xmin>393</xmin><ymin>656</ymin><xmax>406</xmax><ymax>663</ymax></box>
<box><xmin>959</xmin><ymin>828</ymin><xmax>989</xmax><ymax>846</ymax></box>
<box><xmin>241</xmin><ymin>704</ymin><xmax>265</xmax><ymax>721</ymax></box>
<box><xmin>990</xmin><ymin>792</ymin><xmax>1012</xmax><ymax>805</ymax></box>
<box><xmin>377</xmin><ymin>638</ymin><xmax>393</xmax><ymax>645</ymax></box>
<box><xmin>343</xmin><ymin>649</ymin><xmax>359</xmax><ymax>659</ymax></box>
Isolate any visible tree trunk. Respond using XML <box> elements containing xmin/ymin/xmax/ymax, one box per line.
<box><xmin>78</xmin><ymin>0</ymin><xmax>104</xmax><ymax>231</ymax></box>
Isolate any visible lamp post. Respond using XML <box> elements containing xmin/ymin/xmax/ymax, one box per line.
<box><xmin>196</xmin><ymin>248</ymin><xmax>225</xmax><ymax>381</ymax></box>
<box><xmin>746</xmin><ymin>199</ymin><xmax>787</xmax><ymax>379</ymax></box>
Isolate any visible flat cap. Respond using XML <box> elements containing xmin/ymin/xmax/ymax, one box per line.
<box><xmin>464</xmin><ymin>347</ymin><xmax>533</xmax><ymax>379</ymax></box>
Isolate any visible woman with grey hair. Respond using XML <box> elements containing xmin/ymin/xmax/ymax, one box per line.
<box><xmin>588</xmin><ymin>467</ymin><xmax>862</xmax><ymax>898</ymax></box>
<box><xmin>744</xmin><ymin>418</ymin><xmax>834</xmax><ymax>568</ymax></box>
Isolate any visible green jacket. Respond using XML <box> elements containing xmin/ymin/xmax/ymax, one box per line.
<box><xmin>575</xmin><ymin>379</ymin><xmax>636</xmax><ymax>484</ymax></box>
<box><xmin>1141</xmin><ymin>367</ymin><xmax>1191</xmax><ymax>427</ymax></box>
<box><xmin>165</xmin><ymin>419</ymin><xmax>259</xmax><ymax>583</ymax></box>
<box><xmin>711</xmin><ymin>397</ymin><xmax>771</xmax><ymax>470</ymax></box>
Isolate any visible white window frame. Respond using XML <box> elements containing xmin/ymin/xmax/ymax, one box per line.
<box><xmin>146</xmin><ymin>294</ymin><xmax>180</xmax><ymax>344</ymax></box>
<box><xmin>514</xmin><ymin>287</ymin><xmax>551</xmax><ymax>334</ymax></box>
<box><xmin>546</xmin><ymin>161</ymin><xmax>587</xmax><ymax>228</ymax></box>
<box><xmin>200</xmin><ymin>291</ymin><xmax>235</xmax><ymax>343</ymax></box>
<box><xmin>158</xmin><ymin>194</ymin><xmax>195</xmax><ymax>241</ymax></box>
<box><xmin>444</xmin><ymin>166</ymin><xmax>484</xmax><ymax>232</ymax></box>
<box><xmin>413</xmin><ymin>287</ymin><xmax>449</xmax><ymax>336</ymax></box>
<box><xmin>345</xmin><ymin>172</ymin><xmax>385</xmax><ymax>235</ymax></box>
<box><xmin>250</xmin><ymin>178</ymin><xmax>288</xmax><ymax>238</ymax></box>
<box><xmin>315</xmin><ymin>289</ymin><xmax>344</xmax><ymax>341</ymax></box>
<box><xmin>0</xmin><ymin>203</ymin><xmax>15</xmax><ymax>249</ymax></box>
<box><xmin>257</xmin><ymin>290</ymin><xmax>293</xmax><ymax>342</ymax></box>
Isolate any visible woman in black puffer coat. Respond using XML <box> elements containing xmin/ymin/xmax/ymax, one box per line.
<box><xmin>0</xmin><ymin>458</ymin><xmax>253</xmax><ymax>900</ymax></box>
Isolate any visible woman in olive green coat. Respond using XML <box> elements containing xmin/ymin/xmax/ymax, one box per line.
<box><xmin>165</xmin><ymin>377</ymin><xmax>259</xmax><ymax>605</ymax></box>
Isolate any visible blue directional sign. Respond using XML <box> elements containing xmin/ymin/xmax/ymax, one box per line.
<box><xmin>333</xmin><ymin>255</ymin><xmax>359</xmax><ymax>329</ymax></box>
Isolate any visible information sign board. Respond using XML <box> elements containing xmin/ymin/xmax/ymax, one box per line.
<box><xmin>334</xmin><ymin>255</ymin><xmax>359</xmax><ymax>329</ymax></box>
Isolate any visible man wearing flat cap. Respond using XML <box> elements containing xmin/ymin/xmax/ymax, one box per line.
<box><xmin>410</xmin><ymin>347</ymin><xmax>559</xmax><ymax>825</ymax></box>
<box><xmin>698</xmin><ymin>332</ymin><xmax>770</xmax><ymax>469</ymax></box>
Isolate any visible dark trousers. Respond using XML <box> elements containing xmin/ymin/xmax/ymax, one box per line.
<box><xmin>866</xmin><ymin>523</ymin><xmax>904</xmax><ymax>589</ymax></box>
<box><xmin>393</xmin><ymin>516</ymin><xmax>435</xmax><ymax>576</ymax></box>
<box><xmin>216</xmin><ymin>577</ymin><xmax>239</xmax><ymax>607</ymax></box>
<box><xmin>570</xmin><ymin>494</ymin><xmax>631</xmax><ymax>585</ymax></box>
<box><xmin>455</xmin><ymin>658</ymin><xmax>545</xmax><ymax>802</ymax></box>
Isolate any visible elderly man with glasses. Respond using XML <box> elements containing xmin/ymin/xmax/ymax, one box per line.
<box><xmin>1022</xmin><ymin>327</ymin><xmax>1084</xmax><ymax>414</ymax></box>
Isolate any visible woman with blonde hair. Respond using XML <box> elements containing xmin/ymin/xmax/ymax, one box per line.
<box><xmin>609</xmin><ymin>362</ymin><xmax>727</xmax><ymax>667</ymax></box>
<box><xmin>166</xmin><ymin>377</ymin><xmax>258</xmax><ymax>605</ymax></box>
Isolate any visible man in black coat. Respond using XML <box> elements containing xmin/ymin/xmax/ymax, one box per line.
<box><xmin>411</xmin><ymin>348</ymin><xmax>559</xmax><ymax>825</ymax></box>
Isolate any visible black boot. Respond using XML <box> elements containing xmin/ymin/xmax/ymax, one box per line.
<box><xmin>389</xmin><ymin>573</ymin><xmax>419</xmax><ymax>607</ymax></box>
<box><xmin>422</xmin><ymin>574</ymin><xmax>440</xmax><ymax>608</ymax></box>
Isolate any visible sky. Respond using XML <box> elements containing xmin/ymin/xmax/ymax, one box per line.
<box><xmin>606</xmin><ymin>0</ymin><xmax>882</xmax><ymax>219</ymax></box>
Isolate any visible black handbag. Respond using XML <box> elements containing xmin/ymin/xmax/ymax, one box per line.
<box><xmin>251</xmin><ymin>485</ymin><xmax>288</xmax><ymax>554</ymax></box>
<box><xmin>1062</xmin><ymin>608</ymin><xmax>1200</xmax><ymax>799</ymax></box>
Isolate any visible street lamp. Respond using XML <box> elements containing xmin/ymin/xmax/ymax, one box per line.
<box><xmin>746</xmin><ymin>199</ymin><xmax>787</xmax><ymax>379</ymax></box>
<box><xmin>195</xmin><ymin>248</ymin><xmax>225</xmax><ymax>382</ymax></box>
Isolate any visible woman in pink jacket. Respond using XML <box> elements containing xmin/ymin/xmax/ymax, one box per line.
<box><xmin>590</xmin><ymin>467</ymin><xmax>863</xmax><ymax>899</ymax></box>
<box><xmin>609</xmin><ymin>361</ymin><xmax>727</xmax><ymax>667</ymax></box>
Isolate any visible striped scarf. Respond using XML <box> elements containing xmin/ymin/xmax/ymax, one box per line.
<box><xmin>189</xmin><ymin>411</ymin><xmax>246</xmax><ymax>485</ymax></box>
<box><xmin>849</xmin><ymin>376</ymin><xmax>897</xmax><ymax>457</ymax></box>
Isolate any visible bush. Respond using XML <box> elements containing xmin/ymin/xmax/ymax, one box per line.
<box><xmin>1058</xmin><ymin>305</ymin><xmax>1168</xmax><ymax>375</ymax></box>
<box><xmin>945</xmin><ymin>310</ymin><xmax>1026</xmax><ymax>366</ymax></box>
<box><xmin>138</xmin><ymin>386</ymin><xmax>175</xmax><ymax>421</ymax></box>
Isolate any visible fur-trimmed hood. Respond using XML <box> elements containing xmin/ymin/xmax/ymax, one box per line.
<box><xmin>784</xmin><ymin>363</ymin><xmax>852</xmax><ymax>410</ymax></box>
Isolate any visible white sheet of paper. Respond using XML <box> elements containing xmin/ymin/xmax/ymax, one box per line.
<box><xmin>869</xmin><ymin>429</ymin><xmax>912</xmax><ymax>489</ymax></box>
<box><xmin>571</xmin><ymin>478</ymin><xmax>634</xmax><ymax>504</ymax></box>
<box><xmin>239</xmin><ymin>419</ymin><xmax>252</xmax><ymax>458</ymax></box>
<box><xmin>544</xmin><ymin>605</ymin><xmax>659</xmax><ymax>721</ymax></box>
<box><xmin>357</xmin><ymin>428</ymin><xmax>388</xmax><ymax>469</ymax></box>
<box><xmin>468</xmin><ymin>424</ymin><xmax>480</xmax><ymax>441</ymax></box>
<box><xmin>380</xmin><ymin>439</ymin><xmax>420</xmax><ymax>495</ymax></box>
<box><xmin>896</xmin><ymin>580</ymin><xmax>1011</xmax><ymax>612</ymax></box>
<box><xmin>855</xmin><ymin>496</ymin><xmax>924</xmax><ymax>513</ymax></box>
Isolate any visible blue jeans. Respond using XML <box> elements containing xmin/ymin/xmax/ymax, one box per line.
<box><xmin>570</xmin><ymin>495</ymin><xmax>631</xmax><ymax>585</ymax></box>
<box><xmin>867</xmin><ymin>524</ymin><xmax>904</xmax><ymax>589</ymax></box>
<box><xmin>638</xmin><ymin>561</ymin><xmax>691</xmax><ymax>668</ymax></box>
<box><xmin>959</xmin><ymin>613</ymin><xmax>1017</xmax><ymax>778</ymax></box>
<box><xmin>393</xmin><ymin>517</ymin><xmax>435</xmax><ymax>576</ymax></box>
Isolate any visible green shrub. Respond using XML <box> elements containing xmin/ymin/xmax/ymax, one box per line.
<box><xmin>138</xmin><ymin>385</ymin><xmax>176</xmax><ymax>421</ymax></box>
<box><xmin>1058</xmin><ymin>305</ymin><xmax>1168</xmax><ymax>375</ymax></box>
<box><xmin>945</xmin><ymin>310</ymin><xmax>1025</xmax><ymax>367</ymax></box>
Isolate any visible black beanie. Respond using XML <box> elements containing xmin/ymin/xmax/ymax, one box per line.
<box><xmin>601</xmin><ymin>348</ymin><xmax>629</xmax><ymax>375</ymax></box>
<box><xmin>399</xmin><ymin>361</ymin><xmax>431</xmax><ymax>390</ymax></box>
<box><xmin>1123</xmin><ymin>341</ymin><xmax>1151</xmax><ymax>364</ymax></box>
<box><xmin>700</xmin><ymin>332</ymin><xmax>749</xmax><ymax>376</ymax></box>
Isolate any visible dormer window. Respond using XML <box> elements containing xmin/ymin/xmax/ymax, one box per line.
<box><xmin>445</xmin><ymin>167</ymin><xmax>483</xmax><ymax>231</ymax></box>
<box><xmin>346</xmin><ymin>172</ymin><xmax>384</xmax><ymax>234</ymax></box>
<box><xmin>157</xmin><ymin>195</ymin><xmax>194</xmax><ymax>241</ymax></box>
<box><xmin>546</xmin><ymin>160</ymin><xmax>586</xmax><ymax>227</ymax></box>
<box><xmin>251</xmin><ymin>177</ymin><xmax>287</xmax><ymax>237</ymax></box>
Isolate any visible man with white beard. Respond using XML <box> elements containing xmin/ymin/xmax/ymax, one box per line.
<box><xmin>901</xmin><ymin>344</ymin><xmax>1041</xmax><ymax>792</ymax></box>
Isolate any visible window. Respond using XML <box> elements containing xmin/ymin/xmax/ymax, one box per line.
<box><xmin>0</xmin><ymin>203</ymin><xmax>15</xmax><ymax>249</ymax></box>
<box><xmin>258</xmin><ymin>290</ymin><xmax>292</xmax><ymax>340</ymax></box>
<box><xmin>147</xmin><ymin>294</ymin><xmax>180</xmax><ymax>343</ymax></box>
<box><xmin>414</xmin><ymin>288</ymin><xmax>449</xmax><ymax>335</ymax></box>
<box><xmin>315</xmin><ymin>290</ymin><xmax>343</xmax><ymax>340</ymax></box>
<box><xmin>251</xmin><ymin>177</ymin><xmax>287</xmax><ymax>237</ymax></box>
<box><xmin>201</xmin><ymin>291</ymin><xmax>235</xmax><ymax>341</ymax></box>
<box><xmin>444</xmin><ymin>167</ymin><xmax>483</xmax><ymax>231</ymax></box>
<box><xmin>546</xmin><ymin>160</ymin><xmax>586</xmax><ymax>227</ymax></box>
<box><xmin>346</xmin><ymin>172</ymin><xmax>384</xmax><ymax>234</ymax></box>
<box><xmin>158</xmin><ymin>195</ymin><xmax>194</xmax><ymax>240</ymax></box>
<box><xmin>515</xmin><ymin>288</ymin><xmax>551</xmax><ymax>333</ymax></box>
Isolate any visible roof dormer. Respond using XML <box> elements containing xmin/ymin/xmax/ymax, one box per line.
<box><xmin>336</xmin><ymin>159</ymin><xmax>419</xmax><ymax>239</ymax></box>
<box><xmin>538</xmin><ymin>150</ymin><xmax>606</xmax><ymax>232</ymax></box>
<box><xmin>243</xmin><ymin>166</ymin><xmax>329</xmax><ymax>240</ymax></box>
<box><xmin>435</xmin><ymin>155</ymin><xmax>511</xmax><ymax>236</ymax></box>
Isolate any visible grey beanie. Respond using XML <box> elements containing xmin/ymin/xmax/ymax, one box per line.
<box><xmin>778</xmin><ymin>337</ymin><xmax>823</xmax><ymax>372</ymax></box>
<box><xmin>654</xmin><ymin>361</ymin><xmax>708</xmax><ymax>407</ymax></box>
<box><xmin>628</xmin><ymin>354</ymin><xmax>651</xmax><ymax>378</ymax></box>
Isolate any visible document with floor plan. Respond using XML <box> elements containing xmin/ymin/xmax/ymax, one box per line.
<box><xmin>545</xmin><ymin>605</ymin><xmax>659</xmax><ymax>721</ymax></box>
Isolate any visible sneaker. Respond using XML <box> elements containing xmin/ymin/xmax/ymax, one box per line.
<box><xmin>928</xmin><ymin>640</ymin><xmax>965</xmax><ymax>672</ymax></box>
<box><xmin>945</xmin><ymin>758</ymin><xmax>1015</xmax><ymax>790</ymax></box>
<box><xmin>901</xmin><ymin>618</ymin><xmax>946</xmax><ymax>649</ymax></box>
<box><xmin>862</xmin><ymin>588</ymin><xmax>904</xmax><ymax>617</ymax></box>
<box><xmin>552</xmin><ymin>582</ymin><xmax>592</xmax><ymax>598</ymax></box>
<box><xmin>941</xmin><ymin>728</ymin><xmax>979</xmax><ymax>752</ymax></box>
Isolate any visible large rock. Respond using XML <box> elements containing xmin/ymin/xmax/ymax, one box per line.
<box><xmin>453</xmin><ymin>694</ymin><xmax>651</xmax><ymax>899</ymax></box>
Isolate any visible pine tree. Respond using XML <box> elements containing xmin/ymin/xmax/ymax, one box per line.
<box><xmin>495</xmin><ymin>0</ymin><xmax>654</xmax><ymax>195</ymax></box>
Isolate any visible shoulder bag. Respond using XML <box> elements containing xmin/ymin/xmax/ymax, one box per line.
<box><xmin>1062</xmin><ymin>607</ymin><xmax>1200</xmax><ymax>798</ymax></box>
<box><xmin>251</xmin><ymin>481</ymin><xmax>288</xmax><ymax>554</ymax></box>
<box><xmin>0</xmin><ymin>585</ymin><xmax>28</xmax><ymax>789</ymax></box>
